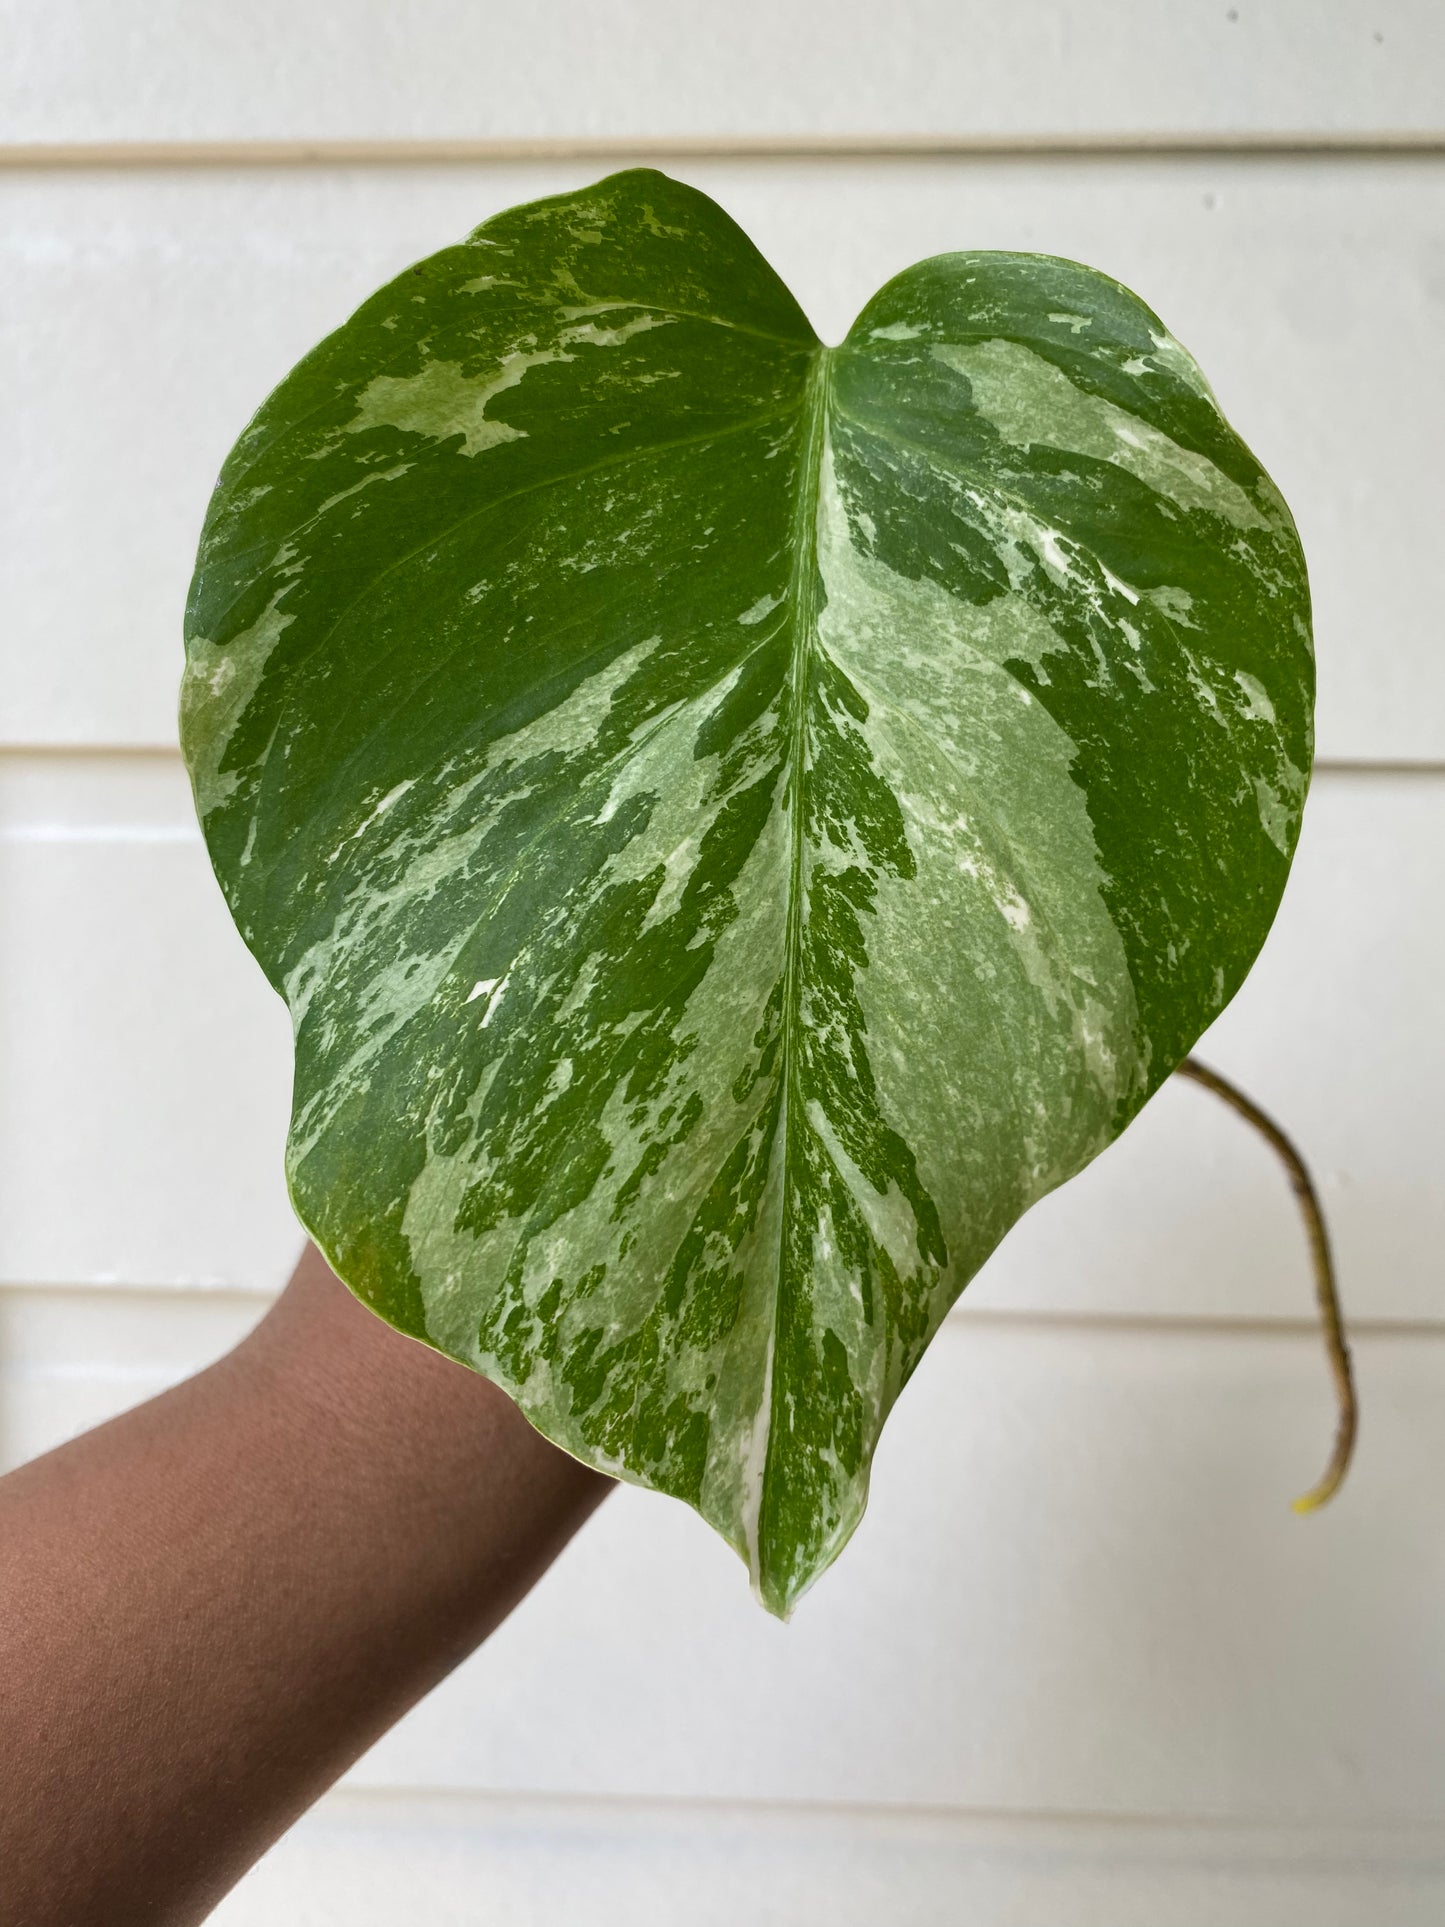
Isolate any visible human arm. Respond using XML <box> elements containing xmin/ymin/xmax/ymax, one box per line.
<box><xmin>0</xmin><ymin>1243</ymin><xmax>611</xmax><ymax>1927</ymax></box>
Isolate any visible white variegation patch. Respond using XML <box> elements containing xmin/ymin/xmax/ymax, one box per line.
<box><xmin>934</xmin><ymin>338</ymin><xmax>1271</xmax><ymax>531</ymax></box>
<box><xmin>815</xmin><ymin>440</ymin><xmax>1147</xmax><ymax>1276</ymax></box>
<box><xmin>348</xmin><ymin>349</ymin><xmax>569</xmax><ymax>457</ymax></box>
<box><xmin>180</xmin><ymin>595</ymin><xmax>294</xmax><ymax>818</ymax></box>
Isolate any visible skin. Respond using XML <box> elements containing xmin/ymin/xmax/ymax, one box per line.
<box><xmin>0</xmin><ymin>1244</ymin><xmax>612</xmax><ymax>1927</ymax></box>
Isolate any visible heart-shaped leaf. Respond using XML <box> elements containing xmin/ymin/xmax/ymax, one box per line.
<box><xmin>182</xmin><ymin>170</ymin><xmax>1311</xmax><ymax>1614</ymax></box>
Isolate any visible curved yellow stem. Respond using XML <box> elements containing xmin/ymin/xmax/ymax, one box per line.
<box><xmin>1174</xmin><ymin>1057</ymin><xmax>1357</xmax><ymax>1511</ymax></box>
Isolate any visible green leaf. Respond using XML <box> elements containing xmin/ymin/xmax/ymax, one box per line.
<box><xmin>182</xmin><ymin>169</ymin><xmax>1311</xmax><ymax>1615</ymax></box>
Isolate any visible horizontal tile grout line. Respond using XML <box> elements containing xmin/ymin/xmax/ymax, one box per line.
<box><xmin>0</xmin><ymin>826</ymin><xmax>201</xmax><ymax>843</ymax></box>
<box><xmin>1309</xmin><ymin>759</ymin><xmax>1445</xmax><ymax>777</ymax></box>
<box><xmin>0</xmin><ymin>744</ymin><xmax>185</xmax><ymax>761</ymax></box>
<box><xmin>314</xmin><ymin>1781</ymin><xmax>1445</xmax><ymax>1848</ymax></box>
<box><xmin>0</xmin><ymin>1278</ymin><xmax>279</xmax><ymax>1301</ymax></box>
<box><xmin>4</xmin><ymin>744</ymin><xmax>1444</xmax><ymax>777</ymax></box>
<box><xmin>1</xmin><ymin>1277</ymin><xmax>1440</xmax><ymax>1343</ymax></box>
<box><xmin>1</xmin><ymin>133</ymin><xmax>1444</xmax><ymax>170</ymax></box>
<box><xmin>950</xmin><ymin>1309</ymin><xmax>1445</xmax><ymax>1343</ymax></box>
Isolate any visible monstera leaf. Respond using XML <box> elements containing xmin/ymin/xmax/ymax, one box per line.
<box><xmin>182</xmin><ymin>169</ymin><xmax>1311</xmax><ymax>1615</ymax></box>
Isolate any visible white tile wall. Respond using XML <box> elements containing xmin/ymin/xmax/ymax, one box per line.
<box><xmin>0</xmin><ymin>760</ymin><xmax>299</xmax><ymax>1295</ymax></box>
<box><xmin>211</xmin><ymin>1793</ymin><xmax>1445</xmax><ymax>1927</ymax></box>
<box><xmin>3</xmin><ymin>0</ymin><xmax>1441</xmax><ymax>145</ymax></box>
<box><xmin>3</xmin><ymin>6</ymin><xmax>1442</xmax><ymax>1919</ymax></box>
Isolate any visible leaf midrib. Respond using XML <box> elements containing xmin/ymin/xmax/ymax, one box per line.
<box><xmin>754</xmin><ymin>344</ymin><xmax>833</xmax><ymax>1594</ymax></box>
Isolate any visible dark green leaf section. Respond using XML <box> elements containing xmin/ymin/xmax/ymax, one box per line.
<box><xmin>182</xmin><ymin>170</ymin><xmax>1311</xmax><ymax>1613</ymax></box>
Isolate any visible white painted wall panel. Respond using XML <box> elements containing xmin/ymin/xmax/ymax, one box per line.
<box><xmin>0</xmin><ymin>1285</ymin><xmax>261</xmax><ymax>1466</ymax></box>
<box><xmin>0</xmin><ymin>759</ymin><xmax>299</xmax><ymax>1295</ymax></box>
<box><xmin>5</xmin><ymin>1304</ymin><xmax>1441</xmax><ymax>1824</ymax></box>
<box><xmin>3</xmin><ymin>158</ymin><xmax>1440</xmax><ymax>757</ymax></box>
<box><xmin>211</xmin><ymin>1791</ymin><xmax>1445</xmax><ymax>1927</ymax></box>
<box><xmin>3</xmin><ymin>756</ymin><xmax>1439</xmax><ymax>1325</ymax></box>
<box><xmin>348</xmin><ymin>1326</ymin><xmax>1445</xmax><ymax>1818</ymax></box>
<box><xmin>3</xmin><ymin>1</ymin><xmax>1441</xmax><ymax>145</ymax></box>
<box><xmin>374</xmin><ymin>1334</ymin><xmax>1445</xmax><ymax>1817</ymax></box>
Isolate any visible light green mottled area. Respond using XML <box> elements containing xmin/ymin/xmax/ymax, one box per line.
<box><xmin>182</xmin><ymin>172</ymin><xmax>1312</xmax><ymax>1615</ymax></box>
<box><xmin>814</xmin><ymin>443</ymin><xmax>1146</xmax><ymax>1264</ymax></box>
<box><xmin>933</xmin><ymin>337</ymin><xmax>1271</xmax><ymax>530</ymax></box>
<box><xmin>179</xmin><ymin>595</ymin><xmax>293</xmax><ymax>817</ymax></box>
<box><xmin>348</xmin><ymin>351</ymin><xmax>565</xmax><ymax>456</ymax></box>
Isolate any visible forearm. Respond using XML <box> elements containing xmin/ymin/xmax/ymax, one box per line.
<box><xmin>0</xmin><ymin>1246</ymin><xmax>611</xmax><ymax>1927</ymax></box>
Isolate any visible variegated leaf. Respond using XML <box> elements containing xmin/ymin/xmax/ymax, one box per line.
<box><xmin>182</xmin><ymin>170</ymin><xmax>1311</xmax><ymax>1614</ymax></box>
